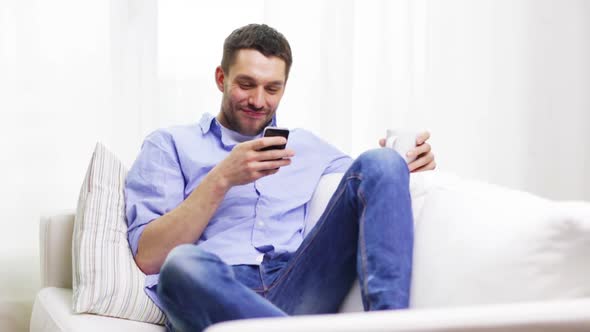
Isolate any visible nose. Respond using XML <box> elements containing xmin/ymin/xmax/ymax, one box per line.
<box><xmin>248</xmin><ymin>87</ymin><xmax>265</xmax><ymax>110</ymax></box>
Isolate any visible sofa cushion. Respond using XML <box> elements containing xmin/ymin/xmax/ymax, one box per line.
<box><xmin>411</xmin><ymin>174</ymin><xmax>590</xmax><ymax>307</ymax></box>
<box><xmin>31</xmin><ymin>287</ymin><xmax>164</xmax><ymax>332</ymax></box>
<box><xmin>72</xmin><ymin>142</ymin><xmax>165</xmax><ymax>324</ymax></box>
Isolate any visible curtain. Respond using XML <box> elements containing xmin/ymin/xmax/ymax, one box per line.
<box><xmin>156</xmin><ymin>0</ymin><xmax>590</xmax><ymax>200</ymax></box>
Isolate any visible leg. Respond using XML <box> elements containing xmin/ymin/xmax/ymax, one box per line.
<box><xmin>157</xmin><ymin>244</ymin><xmax>286</xmax><ymax>332</ymax></box>
<box><xmin>267</xmin><ymin>148</ymin><xmax>414</xmax><ymax>313</ymax></box>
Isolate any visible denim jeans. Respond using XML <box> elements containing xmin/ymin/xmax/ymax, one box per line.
<box><xmin>158</xmin><ymin>148</ymin><xmax>414</xmax><ymax>332</ymax></box>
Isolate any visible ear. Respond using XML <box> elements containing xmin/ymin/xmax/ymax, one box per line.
<box><xmin>215</xmin><ymin>66</ymin><xmax>225</xmax><ymax>92</ymax></box>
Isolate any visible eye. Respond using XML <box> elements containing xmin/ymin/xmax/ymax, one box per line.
<box><xmin>266</xmin><ymin>86</ymin><xmax>281</xmax><ymax>94</ymax></box>
<box><xmin>238</xmin><ymin>82</ymin><xmax>254</xmax><ymax>89</ymax></box>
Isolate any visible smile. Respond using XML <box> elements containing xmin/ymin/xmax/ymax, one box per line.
<box><xmin>241</xmin><ymin>109</ymin><xmax>267</xmax><ymax>118</ymax></box>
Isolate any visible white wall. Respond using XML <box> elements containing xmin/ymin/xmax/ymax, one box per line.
<box><xmin>0</xmin><ymin>0</ymin><xmax>589</xmax><ymax>330</ymax></box>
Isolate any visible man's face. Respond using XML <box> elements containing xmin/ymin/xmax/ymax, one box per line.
<box><xmin>216</xmin><ymin>49</ymin><xmax>287</xmax><ymax>136</ymax></box>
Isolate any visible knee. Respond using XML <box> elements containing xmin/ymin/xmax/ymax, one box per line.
<box><xmin>353</xmin><ymin>148</ymin><xmax>409</xmax><ymax>182</ymax></box>
<box><xmin>159</xmin><ymin>245</ymin><xmax>227</xmax><ymax>297</ymax></box>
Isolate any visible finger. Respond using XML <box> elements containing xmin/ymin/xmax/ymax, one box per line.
<box><xmin>408</xmin><ymin>152</ymin><xmax>434</xmax><ymax>172</ymax></box>
<box><xmin>406</xmin><ymin>142</ymin><xmax>431</xmax><ymax>160</ymax></box>
<box><xmin>379</xmin><ymin>138</ymin><xmax>386</xmax><ymax>147</ymax></box>
<box><xmin>411</xmin><ymin>160</ymin><xmax>437</xmax><ymax>173</ymax></box>
<box><xmin>251</xmin><ymin>158</ymin><xmax>292</xmax><ymax>172</ymax></box>
<box><xmin>257</xmin><ymin>148</ymin><xmax>295</xmax><ymax>161</ymax></box>
<box><xmin>258</xmin><ymin>168</ymin><xmax>280</xmax><ymax>177</ymax></box>
<box><xmin>250</xmin><ymin>137</ymin><xmax>288</xmax><ymax>150</ymax></box>
<box><xmin>415</xmin><ymin>131</ymin><xmax>431</xmax><ymax>145</ymax></box>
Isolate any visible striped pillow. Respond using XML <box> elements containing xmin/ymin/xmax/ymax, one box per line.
<box><xmin>72</xmin><ymin>142</ymin><xmax>165</xmax><ymax>324</ymax></box>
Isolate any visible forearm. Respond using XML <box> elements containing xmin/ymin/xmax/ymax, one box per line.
<box><xmin>133</xmin><ymin>136</ymin><xmax>293</xmax><ymax>274</ymax></box>
<box><xmin>135</xmin><ymin>170</ymin><xmax>229</xmax><ymax>274</ymax></box>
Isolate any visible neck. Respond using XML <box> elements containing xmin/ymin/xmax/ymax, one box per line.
<box><xmin>216</xmin><ymin>111</ymin><xmax>229</xmax><ymax>129</ymax></box>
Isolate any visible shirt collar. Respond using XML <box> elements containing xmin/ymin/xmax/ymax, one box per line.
<box><xmin>198</xmin><ymin>113</ymin><xmax>216</xmax><ymax>134</ymax></box>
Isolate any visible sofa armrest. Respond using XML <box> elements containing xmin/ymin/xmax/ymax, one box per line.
<box><xmin>206</xmin><ymin>298</ymin><xmax>590</xmax><ymax>332</ymax></box>
<box><xmin>40</xmin><ymin>211</ymin><xmax>75</xmax><ymax>288</ymax></box>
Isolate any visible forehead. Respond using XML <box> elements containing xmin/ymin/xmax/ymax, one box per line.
<box><xmin>228</xmin><ymin>49</ymin><xmax>286</xmax><ymax>83</ymax></box>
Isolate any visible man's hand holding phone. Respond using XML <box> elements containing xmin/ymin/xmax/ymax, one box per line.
<box><xmin>209</xmin><ymin>128</ymin><xmax>293</xmax><ymax>190</ymax></box>
<box><xmin>260</xmin><ymin>127</ymin><xmax>289</xmax><ymax>151</ymax></box>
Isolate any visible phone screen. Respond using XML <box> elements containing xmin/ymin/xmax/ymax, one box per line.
<box><xmin>261</xmin><ymin>127</ymin><xmax>289</xmax><ymax>151</ymax></box>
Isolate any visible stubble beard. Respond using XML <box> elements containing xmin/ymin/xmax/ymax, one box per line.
<box><xmin>220</xmin><ymin>100</ymin><xmax>273</xmax><ymax>136</ymax></box>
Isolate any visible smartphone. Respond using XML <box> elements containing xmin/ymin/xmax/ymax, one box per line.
<box><xmin>261</xmin><ymin>127</ymin><xmax>290</xmax><ymax>151</ymax></box>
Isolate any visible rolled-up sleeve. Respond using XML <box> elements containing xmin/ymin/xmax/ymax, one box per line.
<box><xmin>318</xmin><ymin>139</ymin><xmax>353</xmax><ymax>175</ymax></box>
<box><xmin>125</xmin><ymin>130</ymin><xmax>185</xmax><ymax>257</ymax></box>
<box><xmin>323</xmin><ymin>154</ymin><xmax>353</xmax><ymax>175</ymax></box>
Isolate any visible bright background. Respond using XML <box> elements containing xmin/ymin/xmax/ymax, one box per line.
<box><xmin>1</xmin><ymin>0</ymin><xmax>589</xmax><ymax>330</ymax></box>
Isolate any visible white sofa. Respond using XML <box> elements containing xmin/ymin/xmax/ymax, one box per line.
<box><xmin>30</xmin><ymin>171</ymin><xmax>590</xmax><ymax>331</ymax></box>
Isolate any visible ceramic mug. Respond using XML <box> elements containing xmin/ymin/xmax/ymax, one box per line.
<box><xmin>385</xmin><ymin>129</ymin><xmax>419</xmax><ymax>163</ymax></box>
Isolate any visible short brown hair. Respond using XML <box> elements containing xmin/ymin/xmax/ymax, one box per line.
<box><xmin>221</xmin><ymin>24</ymin><xmax>293</xmax><ymax>80</ymax></box>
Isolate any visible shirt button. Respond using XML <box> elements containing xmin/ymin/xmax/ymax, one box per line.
<box><xmin>257</xmin><ymin>221</ymin><xmax>265</xmax><ymax>227</ymax></box>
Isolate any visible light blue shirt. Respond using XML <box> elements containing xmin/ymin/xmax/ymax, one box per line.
<box><xmin>125</xmin><ymin>112</ymin><xmax>352</xmax><ymax>308</ymax></box>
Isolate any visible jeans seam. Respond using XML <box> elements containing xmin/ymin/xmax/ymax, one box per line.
<box><xmin>259</xmin><ymin>265</ymin><xmax>269</xmax><ymax>297</ymax></box>
<box><xmin>266</xmin><ymin>174</ymin><xmax>362</xmax><ymax>292</ymax></box>
<box><xmin>358</xmin><ymin>189</ymin><xmax>370</xmax><ymax>311</ymax></box>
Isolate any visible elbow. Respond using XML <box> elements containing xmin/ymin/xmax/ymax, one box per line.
<box><xmin>134</xmin><ymin>251</ymin><xmax>160</xmax><ymax>275</ymax></box>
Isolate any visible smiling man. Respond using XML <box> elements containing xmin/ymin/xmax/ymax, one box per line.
<box><xmin>217</xmin><ymin>48</ymin><xmax>287</xmax><ymax>136</ymax></box>
<box><xmin>125</xmin><ymin>24</ymin><xmax>436</xmax><ymax>332</ymax></box>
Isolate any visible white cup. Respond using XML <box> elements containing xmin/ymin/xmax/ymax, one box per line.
<box><xmin>385</xmin><ymin>129</ymin><xmax>419</xmax><ymax>163</ymax></box>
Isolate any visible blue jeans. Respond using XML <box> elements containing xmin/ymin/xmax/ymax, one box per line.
<box><xmin>158</xmin><ymin>148</ymin><xmax>414</xmax><ymax>332</ymax></box>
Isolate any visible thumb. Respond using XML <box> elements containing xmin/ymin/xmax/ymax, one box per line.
<box><xmin>379</xmin><ymin>138</ymin><xmax>386</xmax><ymax>147</ymax></box>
